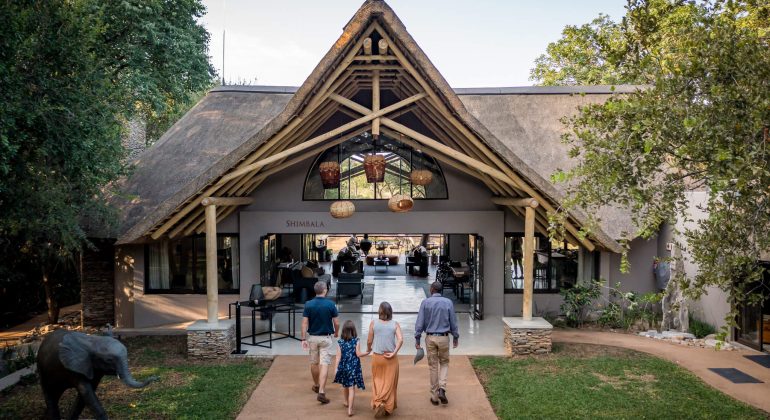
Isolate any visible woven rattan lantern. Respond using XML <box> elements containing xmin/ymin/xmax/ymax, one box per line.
<box><xmin>319</xmin><ymin>161</ymin><xmax>340</xmax><ymax>189</ymax></box>
<box><xmin>330</xmin><ymin>201</ymin><xmax>355</xmax><ymax>219</ymax></box>
<box><xmin>410</xmin><ymin>169</ymin><xmax>432</xmax><ymax>186</ymax></box>
<box><xmin>363</xmin><ymin>154</ymin><xmax>386</xmax><ymax>183</ymax></box>
<box><xmin>388</xmin><ymin>194</ymin><xmax>414</xmax><ymax>213</ymax></box>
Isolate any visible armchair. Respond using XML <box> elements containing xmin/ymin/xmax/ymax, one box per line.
<box><xmin>336</xmin><ymin>272</ymin><xmax>365</xmax><ymax>304</ymax></box>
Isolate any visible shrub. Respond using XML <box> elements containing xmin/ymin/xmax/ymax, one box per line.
<box><xmin>689</xmin><ymin>315</ymin><xmax>716</xmax><ymax>338</ymax></box>
<box><xmin>560</xmin><ymin>280</ymin><xmax>602</xmax><ymax>327</ymax></box>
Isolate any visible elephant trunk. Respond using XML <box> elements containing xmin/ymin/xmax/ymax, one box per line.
<box><xmin>117</xmin><ymin>358</ymin><xmax>157</xmax><ymax>388</ymax></box>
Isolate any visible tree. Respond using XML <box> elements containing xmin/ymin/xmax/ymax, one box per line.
<box><xmin>0</xmin><ymin>0</ymin><xmax>214</xmax><ymax>324</ymax></box>
<box><xmin>530</xmin><ymin>14</ymin><xmax>635</xmax><ymax>86</ymax></box>
<box><xmin>537</xmin><ymin>0</ymin><xmax>770</xmax><ymax>329</ymax></box>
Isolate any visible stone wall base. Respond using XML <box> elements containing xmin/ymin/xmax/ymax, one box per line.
<box><xmin>187</xmin><ymin>320</ymin><xmax>235</xmax><ymax>360</ymax></box>
<box><xmin>503</xmin><ymin>317</ymin><xmax>553</xmax><ymax>356</ymax></box>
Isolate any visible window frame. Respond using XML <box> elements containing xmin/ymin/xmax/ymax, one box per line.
<box><xmin>144</xmin><ymin>233</ymin><xmax>241</xmax><ymax>295</ymax></box>
<box><xmin>302</xmin><ymin>133</ymin><xmax>448</xmax><ymax>201</ymax></box>
<box><xmin>504</xmin><ymin>232</ymin><xmax>561</xmax><ymax>294</ymax></box>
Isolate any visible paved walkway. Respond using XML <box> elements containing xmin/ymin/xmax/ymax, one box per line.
<box><xmin>238</xmin><ymin>355</ymin><xmax>496</xmax><ymax>420</ymax></box>
<box><xmin>0</xmin><ymin>304</ymin><xmax>81</xmax><ymax>347</ymax></box>
<box><xmin>553</xmin><ymin>330</ymin><xmax>770</xmax><ymax>413</ymax></box>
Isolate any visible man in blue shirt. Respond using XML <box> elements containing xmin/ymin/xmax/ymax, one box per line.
<box><xmin>415</xmin><ymin>281</ymin><xmax>459</xmax><ymax>406</ymax></box>
<box><xmin>301</xmin><ymin>281</ymin><xmax>339</xmax><ymax>404</ymax></box>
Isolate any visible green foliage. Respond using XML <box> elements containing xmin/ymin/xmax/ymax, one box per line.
<box><xmin>472</xmin><ymin>346</ymin><xmax>765</xmax><ymax>419</ymax></box>
<box><xmin>0</xmin><ymin>0</ymin><xmax>214</xmax><ymax>323</ymax></box>
<box><xmin>1</xmin><ymin>346</ymin><xmax>37</xmax><ymax>376</ymax></box>
<box><xmin>689</xmin><ymin>314</ymin><xmax>716</xmax><ymax>338</ymax></box>
<box><xmin>530</xmin><ymin>14</ymin><xmax>638</xmax><ymax>86</ymax></box>
<box><xmin>560</xmin><ymin>280</ymin><xmax>602</xmax><ymax>327</ymax></box>
<box><xmin>537</xmin><ymin>0</ymin><xmax>770</xmax><ymax>328</ymax></box>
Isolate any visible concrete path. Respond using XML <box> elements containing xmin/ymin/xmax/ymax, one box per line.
<box><xmin>0</xmin><ymin>304</ymin><xmax>81</xmax><ymax>347</ymax></box>
<box><xmin>553</xmin><ymin>330</ymin><xmax>770</xmax><ymax>413</ymax></box>
<box><xmin>238</xmin><ymin>355</ymin><xmax>496</xmax><ymax>420</ymax></box>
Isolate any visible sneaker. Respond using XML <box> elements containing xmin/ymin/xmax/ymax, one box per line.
<box><xmin>317</xmin><ymin>393</ymin><xmax>330</xmax><ymax>404</ymax></box>
<box><xmin>437</xmin><ymin>388</ymin><xmax>448</xmax><ymax>404</ymax></box>
<box><xmin>430</xmin><ymin>397</ymin><xmax>439</xmax><ymax>406</ymax></box>
<box><xmin>312</xmin><ymin>385</ymin><xmax>319</xmax><ymax>393</ymax></box>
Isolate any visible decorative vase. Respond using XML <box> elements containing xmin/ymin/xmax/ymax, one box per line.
<box><xmin>330</xmin><ymin>201</ymin><xmax>355</xmax><ymax>219</ymax></box>
<box><xmin>363</xmin><ymin>154</ymin><xmax>386</xmax><ymax>183</ymax></box>
<box><xmin>319</xmin><ymin>161</ymin><xmax>340</xmax><ymax>189</ymax></box>
<box><xmin>410</xmin><ymin>169</ymin><xmax>432</xmax><ymax>186</ymax></box>
<box><xmin>388</xmin><ymin>194</ymin><xmax>414</xmax><ymax>212</ymax></box>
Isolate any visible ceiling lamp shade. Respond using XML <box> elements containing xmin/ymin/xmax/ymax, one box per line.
<box><xmin>363</xmin><ymin>154</ymin><xmax>386</xmax><ymax>183</ymax></box>
<box><xmin>330</xmin><ymin>201</ymin><xmax>355</xmax><ymax>219</ymax></box>
<box><xmin>319</xmin><ymin>161</ymin><xmax>340</xmax><ymax>189</ymax></box>
<box><xmin>410</xmin><ymin>169</ymin><xmax>433</xmax><ymax>186</ymax></box>
<box><xmin>388</xmin><ymin>194</ymin><xmax>414</xmax><ymax>213</ymax></box>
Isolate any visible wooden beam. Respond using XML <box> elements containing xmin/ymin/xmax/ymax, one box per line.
<box><xmin>217</xmin><ymin>93</ymin><xmax>425</xmax><ymax>185</ymax></box>
<box><xmin>352</xmin><ymin>55</ymin><xmax>396</xmax><ymax>61</ymax></box>
<box><xmin>491</xmin><ymin>197</ymin><xmax>539</xmax><ymax>208</ymax></box>
<box><xmin>522</xmin><ymin>206</ymin><xmax>535</xmax><ymax>321</ymax></box>
<box><xmin>200</xmin><ymin>197</ymin><xmax>254</xmax><ymax>207</ymax></box>
<box><xmin>372</xmin><ymin>70</ymin><xmax>380</xmax><ymax>138</ymax></box>
<box><xmin>362</xmin><ymin>37</ymin><xmax>372</xmax><ymax>56</ymax></box>
<box><xmin>205</xmin><ymin>204</ymin><xmax>218</xmax><ymax>324</ymax></box>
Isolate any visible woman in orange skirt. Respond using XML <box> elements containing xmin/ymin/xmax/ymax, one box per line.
<box><xmin>367</xmin><ymin>302</ymin><xmax>403</xmax><ymax>417</ymax></box>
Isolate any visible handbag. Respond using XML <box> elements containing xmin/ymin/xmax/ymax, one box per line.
<box><xmin>261</xmin><ymin>286</ymin><xmax>282</xmax><ymax>301</ymax></box>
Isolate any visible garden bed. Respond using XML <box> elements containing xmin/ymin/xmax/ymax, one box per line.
<box><xmin>472</xmin><ymin>343</ymin><xmax>766</xmax><ymax>419</ymax></box>
<box><xmin>0</xmin><ymin>336</ymin><xmax>270</xmax><ymax>419</ymax></box>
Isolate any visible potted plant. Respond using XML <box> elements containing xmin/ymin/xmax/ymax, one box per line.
<box><xmin>325</xmin><ymin>249</ymin><xmax>333</xmax><ymax>262</ymax></box>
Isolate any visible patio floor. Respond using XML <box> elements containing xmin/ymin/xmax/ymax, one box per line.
<box><xmin>237</xmin><ymin>355</ymin><xmax>496</xmax><ymax>420</ymax></box>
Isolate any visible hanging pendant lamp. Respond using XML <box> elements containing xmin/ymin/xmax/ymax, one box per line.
<box><xmin>364</xmin><ymin>154</ymin><xmax>385</xmax><ymax>183</ymax></box>
<box><xmin>319</xmin><ymin>161</ymin><xmax>340</xmax><ymax>189</ymax></box>
<box><xmin>388</xmin><ymin>194</ymin><xmax>414</xmax><ymax>213</ymax></box>
<box><xmin>410</xmin><ymin>169</ymin><xmax>432</xmax><ymax>186</ymax></box>
<box><xmin>330</xmin><ymin>201</ymin><xmax>355</xmax><ymax>219</ymax></box>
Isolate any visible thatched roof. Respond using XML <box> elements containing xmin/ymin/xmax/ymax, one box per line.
<box><xmin>113</xmin><ymin>0</ymin><xmax>641</xmax><ymax>251</ymax></box>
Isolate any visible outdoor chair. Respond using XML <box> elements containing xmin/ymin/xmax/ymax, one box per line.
<box><xmin>336</xmin><ymin>272</ymin><xmax>365</xmax><ymax>304</ymax></box>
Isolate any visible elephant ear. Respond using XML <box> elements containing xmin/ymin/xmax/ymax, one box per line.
<box><xmin>59</xmin><ymin>333</ymin><xmax>94</xmax><ymax>379</ymax></box>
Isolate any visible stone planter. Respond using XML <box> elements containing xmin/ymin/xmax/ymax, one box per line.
<box><xmin>502</xmin><ymin>317</ymin><xmax>553</xmax><ymax>355</ymax></box>
<box><xmin>187</xmin><ymin>320</ymin><xmax>236</xmax><ymax>360</ymax></box>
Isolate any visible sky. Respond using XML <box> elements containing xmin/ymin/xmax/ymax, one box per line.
<box><xmin>199</xmin><ymin>0</ymin><xmax>626</xmax><ymax>88</ymax></box>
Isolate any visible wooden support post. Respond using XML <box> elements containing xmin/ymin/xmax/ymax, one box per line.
<box><xmin>204</xmin><ymin>204</ymin><xmax>218</xmax><ymax>324</ymax></box>
<box><xmin>522</xmin><ymin>206</ymin><xmax>535</xmax><ymax>321</ymax></box>
<box><xmin>372</xmin><ymin>70</ymin><xmax>380</xmax><ymax>138</ymax></box>
<box><xmin>363</xmin><ymin>38</ymin><xmax>372</xmax><ymax>56</ymax></box>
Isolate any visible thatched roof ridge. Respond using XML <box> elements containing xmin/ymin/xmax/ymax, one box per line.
<box><xmin>115</xmin><ymin>0</ymin><xmax>636</xmax><ymax>251</ymax></box>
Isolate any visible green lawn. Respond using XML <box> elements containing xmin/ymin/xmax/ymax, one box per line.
<box><xmin>472</xmin><ymin>343</ymin><xmax>767</xmax><ymax>420</ymax></box>
<box><xmin>0</xmin><ymin>336</ymin><xmax>270</xmax><ymax>420</ymax></box>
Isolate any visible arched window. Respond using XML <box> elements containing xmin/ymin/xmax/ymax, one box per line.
<box><xmin>303</xmin><ymin>132</ymin><xmax>448</xmax><ymax>200</ymax></box>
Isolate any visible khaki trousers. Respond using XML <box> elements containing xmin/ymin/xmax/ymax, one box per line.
<box><xmin>425</xmin><ymin>335</ymin><xmax>450</xmax><ymax>398</ymax></box>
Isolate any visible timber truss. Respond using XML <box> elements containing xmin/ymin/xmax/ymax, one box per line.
<box><xmin>145</xmin><ymin>18</ymin><xmax>596</xmax><ymax>253</ymax></box>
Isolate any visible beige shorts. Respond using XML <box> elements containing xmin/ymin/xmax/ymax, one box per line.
<box><xmin>307</xmin><ymin>335</ymin><xmax>336</xmax><ymax>365</ymax></box>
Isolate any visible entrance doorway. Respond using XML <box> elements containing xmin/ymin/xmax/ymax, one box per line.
<box><xmin>259</xmin><ymin>233</ymin><xmax>483</xmax><ymax>316</ymax></box>
<box><xmin>735</xmin><ymin>262</ymin><xmax>770</xmax><ymax>352</ymax></box>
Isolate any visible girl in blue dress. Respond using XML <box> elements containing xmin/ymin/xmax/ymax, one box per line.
<box><xmin>334</xmin><ymin>320</ymin><xmax>369</xmax><ymax>416</ymax></box>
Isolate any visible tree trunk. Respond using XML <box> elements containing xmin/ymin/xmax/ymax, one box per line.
<box><xmin>42</xmin><ymin>269</ymin><xmax>60</xmax><ymax>324</ymax></box>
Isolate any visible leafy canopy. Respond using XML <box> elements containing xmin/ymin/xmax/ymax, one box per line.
<box><xmin>0</xmin><ymin>0</ymin><xmax>214</xmax><ymax>322</ymax></box>
<box><xmin>533</xmin><ymin>0</ymin><xmax>770</xmax><ymax>324</ymax></box>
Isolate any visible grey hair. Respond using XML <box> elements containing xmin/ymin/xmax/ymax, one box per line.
<box><xmin>430</xmin><ymin>281</ymin><xmax>442</xmax><ymax>294</ymax></box>
<box><xmin>314</xmin><ymin>281</ymin><xmax>327</xmax><ymax>295</ymax></box>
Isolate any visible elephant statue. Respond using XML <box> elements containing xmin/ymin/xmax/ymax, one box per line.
<box><xmin>37</xmin><ymin>329</ymin><xmax>158</xmax><ymax>419</ymax></box>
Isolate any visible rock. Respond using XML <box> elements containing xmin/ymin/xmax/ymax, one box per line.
<box><xmin>661</xmin><ymin>330</ymin><xmax>695</xmax><ymax>340</ymax></box>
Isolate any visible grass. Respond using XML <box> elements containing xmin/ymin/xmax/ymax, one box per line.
<box><xmin>0</xmin><ymin>336</ymin><xmax>270</xmax><ymax>420</ymax></box>
<box><xmin>472</xmin><ymin>343</ymin><xmax>767</xmax><ymax>420</ymax></box>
